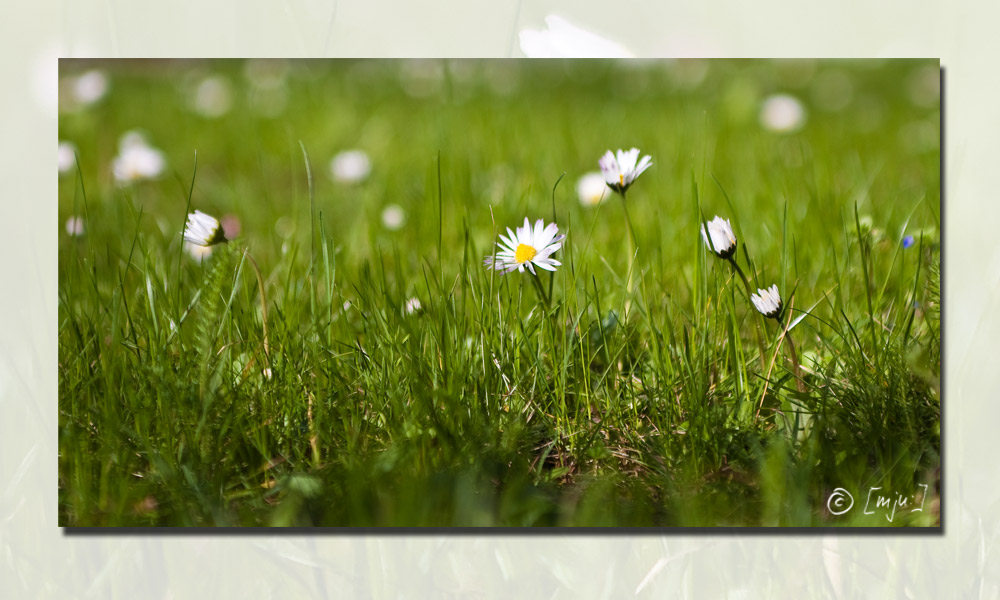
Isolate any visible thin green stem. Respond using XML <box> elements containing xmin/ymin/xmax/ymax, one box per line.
<box><xmin>728</xmin><ymin>257</ymin><xmax>767</xmax><ymax>371</ymax></box>
<box><xmin>244</xmin><ymin>249</ymin><xmax>271</xmax><ymax>368</ymax></box>
<box><xmin>621</xmin><ymin>190</ymin><xmax>636</xmax><ymax>316</ymax></box>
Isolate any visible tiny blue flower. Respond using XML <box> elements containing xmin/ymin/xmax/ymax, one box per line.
<box><xmin>902</xmin><ymin>235</ymin><xmax>915</xmax><ymax>249</ymax></box>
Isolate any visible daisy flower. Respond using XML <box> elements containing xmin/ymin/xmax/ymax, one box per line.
<box><xmin>330</xmin><ymin>149</ymin><xmax>371</xmax><ymax>184</ymax></box>
<box><xmin>576</xmin><ymin>171</ymin><xmax>609</xmax><ymax>207</ymax></box>
<box><xmin>111</xmin><ymin>131</ymin><xmax>165</xmax><ymax>183</ymax></box>
<box><xmin>750</xmin><ymin>284</ymin><xmax>783</xmax><ymax>319</ymax></box>
<box><xmin>184</xmin><ymin>210</ymin><xmax>227</xmax><ymax>247</ymax></box>
<box><xmin>701</xmin><ymin>216</ymin><xmax>737</xmax><ymax>259</ymax></box>
<box><xmin>599</xmin><ymin>148</ymin><xmax>652</xmax><ymax>194</ymax></box>
<box><xmin>404</xmin><ymin>297</ymin><xmax>422</xmax><ymax>315</ymax></box>
<box><xmin>484</xmin><ymin>218</ymin><xmax>565</xmax><ymax>275</ymax></box>
<box><xmin>518</xmin><ymin>15</ymin><xmax>634</xmax><ymax>58</ymax></box>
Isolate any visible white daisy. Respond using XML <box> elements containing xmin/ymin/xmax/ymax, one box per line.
<box><xmin>484</xmin><ymin>218</ymin><xmax>565</xmax><ymax>275</ymax></box>
<box><xmin>599</xmin><ymin>148</ymin><xmax>652</xmax><ymax>194</ymax></box>
<box><xmin>518</xmin><ymin>15</ymin><xmax>634</xmax><ymax>58</ymax></box>
<box><xmin>576</xmin><ymin>171</ymin><xmax>609</xmax><ymax>207</ymax></box>
<box><xmin>751</xmin><ymin>284</ymin><xmax>783</xmax><ymax>319</ymax></box>
<box><xmin>184</xmin><ymin>210</ymin><xmax>227</xmax><ymax>247</ymax></box>
<box><xmin>191</xmin><ymin>75</ymin><xmax>232</xmax><ymax>118</ymax></box>
<box><xmin>382</xmin><ymin>204</ymin><xmax>406</xmax><ymax>230</ymax></box>
<box><xmin>701</xmin><ymin>216</ymin><xmax>737</xmax><ymax>258</ymax></box>
<box><xmin>58</xmin><ymin>141</ymin><xmax>77</xmax><ymax>175</ymax></box>
<box><xmin>404</xmin><ymin>297</ymin><xmax>422</xmax><ymax>315</ymax></box>
<box><xmin>330</xmin><ymin>149</ymin><xmax>371</xmax><ymax>184</ymax></box>
<box><xmin>72</xmin><ymin>70</ymin><xmax>109</xmax><ymax>106</ymax></box>
<box><xmin>759</xmin><ymin>94</ymin><xmax>806</xmax><ymax>133</ymax></box>
<box><xmin>65</xmin><ymin>216</ymin><xmax>85</xmax><ymax>236</ymax></box>
<box><xmin>111</xmin><ymin>132</ymin><xmax>165</xmax><ymax>182</ymax></box>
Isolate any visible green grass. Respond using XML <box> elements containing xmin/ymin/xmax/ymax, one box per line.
<box><xmin>58</xmin><ymin>59</ymin><xmax>940</xmax><ymax>526</ymax></box>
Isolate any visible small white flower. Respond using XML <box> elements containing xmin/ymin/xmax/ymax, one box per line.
<box><xmin>751</xmin><ymin>284</ymin><xmax>783</xmax><ymax>319</ymax></box>
<box><xmin>381</xmin><ymin>204</ymin><xmax>406</xmax><ymax>230</ymax></box>
<box><xmin>701</xmin><ymin>216</ymin><xmax>737</xmax><ymax>258</ymax></box>
<box><xmin>599</xmin><ymin>148</ymin><xmax>652</xmax><ymax>194</ymax></box>
<box><xmin>192</xmin><ymin>75</ymin><xmax>232</xmax><ymax>118</ymax></box>
<box><xmin>72</xmin><ymin>69</ymin><xmax>109</xmax><ymax>106</ymax></box>
<box><xmin>576</xmin><ymin>171</ymin><xmax>609</xmax><ymax>207</ymax></box>
<box><xmin>65</xmin><ymin>216</ymin><xmax>85</xmax><ymax>236</ymax></box>
<box><xmin>330</xmin><ymin>149</ymin><xmax>371</xmax><ymax>184</ymax></box>
<box><xmin>519</xmin><ymin>15</ymin><xmax>633</xmax><ymax>58</ymax></box>
<box><xmin>185</xmin><ymin>241</ymin><xmax>213</xmax><ymax>262</ymax></box>
<box><xmin>58</xmin><ymin>141</ymin><xmax>77</xmax><ymax>175</ymax></box>
<box><xmin>111</xmin><ymin>132</ymin><xmax>165</xmax><ymax>182</ymax></box>
<box><xmin>760</xmin><ymin>94</ymin><xmax>806</xmax><ymax>133</ymax></box>
<box><xmin>484</xmin><ymin>218</ymin><xmax>565</xmax><ymax>275</ymax></box>
<box><xmin>184</xmin><ymin>210</ymin><xmax>227</xmax><ymax>247</ymax></box>
<box><xmin>404</xmin><ymin>297</ymin><xmax>422</xmax><ymax>315</ymax></box>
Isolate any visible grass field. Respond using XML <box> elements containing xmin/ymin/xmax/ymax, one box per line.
<box><xmin>58</xmin><ymin>59</ymin><xmax>940</xmax><ymax>527</ymax></box>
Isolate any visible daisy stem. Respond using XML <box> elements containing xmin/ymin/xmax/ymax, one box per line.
<box><xmin>727</xmin><ymin>257</ymin><xmax>767</xmax><ymax>371</ymax></box>
<box><xmin>244</xmin><ymin>249</ymin><xmax>271</xmax><ymax>366</ymax></box>
<box><xmin>620</xmin><ymin>191</ymin><xmax>636</xmax><ymax>315</ymax></box>
<box><xmin>781</xmin><ymin>313</ymin><xmax>806</xmax><ymax>393</ymax></box>
<box><xmin>530</xmin><ymin>271</ymin><xmax>552</xmax><ymax>311</ymax></box>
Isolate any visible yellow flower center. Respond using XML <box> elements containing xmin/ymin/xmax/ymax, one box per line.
<box><xmin>619</xmin><ymin>173</ymin><xmax>625</xmax><ymax>187</ymax></box>
<box><xmin>515</xmin><ymin>243</ymin><xmax>537</xmax><ymax>264</ymax></box>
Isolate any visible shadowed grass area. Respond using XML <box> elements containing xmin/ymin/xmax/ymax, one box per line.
<box><xmin>58</xmin><ymin>59</ymin><xmax>940</xmax><ymax>526</ymax></box>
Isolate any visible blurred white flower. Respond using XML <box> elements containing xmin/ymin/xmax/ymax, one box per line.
<box><xmin>599</xmin><ymin>148</ymin><xmax>652</xmax><ymax>194</ymax></box>
<box><xmin>72</xmin><ymin>70</ymin><xmax>109</xmax><ymax>106</ymax></box>
<box><xmin>192</xmin><ymin>76</ymin><xmax>232</xmax><ymax>118</ymax></box>
<box><xmin>184</xmin><ymin>210</ymin><xmax>227</xmax><ymax>247</ymax></box>
<box><xmin>330</xmin><ymin>150</ymin><xmax>371</xmax><ymax>184</ymax></box>
<box><xmin>381</xmin><ymin>204</ymin><xmax>406</xmax><ymax>231</ymax></box>
<box><xmin>65</xmin><ymin>216</ymin><xmax>85</xmax><ymax>236</ymax></box>
<box><xmin>484</xmin><ymin>218</ymin><xmax>565</xmax><ymax>275</ymax></box>
<box><xmin>519</xmin><ymin>15</ymin><xmax>633</xmax><ymax>58</ymax></box>
<box><xmin>751</xmin><ymin>284</ymin><xmax>783</xmax><ymax>319</ymax></box>
<box><xmin>759</xmin><ymin>94</ymin><xmax>806</xmax><ymax>133</ymax></box>
<box><xmin>111</xmin><ymin>132</ymin><xmax>165</xmax><ymax>182</ymax></box>
<box><xmin>185</xmin><ymin>242</ymin><xmax>213</xmax><ymax>262</ymax></box>
<box><xmin>576</xmin><ymin>172</ymin><xmax>609</xmax><ymax>207</ymax></box>
<box><xmin>701</xmin><ymin>216</ymin><xmax>737</xmax><ymax>259</ymax></box>
<box><xmin>58</xmin><ymin>141</ymin><xmax>76</xmax><ymax>175</ymax></box>
<box><xmin>404</xmin><ymin>297</ymin><xmax>422</xmax><ymax>315</ymax></box>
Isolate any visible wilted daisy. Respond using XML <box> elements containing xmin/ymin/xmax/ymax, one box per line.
<box><xmin>576</xmin><ymin>171</ymin><xmax>609</xmax><ymax>207</ymax></box>
<box><xmin>330</xmin><ymin>149</ymin><xmax>371</xmax><ymax>184</ymax></box>
<box><xmin>599</xmin><ymin>148</ymin><xmax>652</xmax><ymax>195</ymax></box>
<box><xmin>751</xmin><ymin>284</ymin><xmax>783</xmax><ymax>319</ymax></box>
<box><xmin>701</xmin><ymin>216</ymin><xmax>737</xmax><ymax>259</ymax></box>
<box><xmin>404</xmin><ymin>297</ymin><xmax>422</xmax><ymax>315</ymax></box>
<box><xmin>484</xmin><ymin>218</ymin><xmax>565</xmax><ymax>275</ymax></box>
<box><xmin>65</xmin><ymin>216</ymin><xmax>85</xmax><ymax>236</ymax></box>
<box><xmin>184</xmin><ymin>210</ymin><xmax>227</xmax><ymax>247</ymax></box>
<box><xmin>58</xmin><ymin>141</ymin><xmax>76</xmax><ymax>175</ymax></box>
<box><xmin>111</xmin><ymin>132</ymin><xmax>165</xmax><ymax>182</ymax></box>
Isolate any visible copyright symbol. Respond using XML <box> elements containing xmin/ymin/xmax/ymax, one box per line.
<box><xmin>827</xmin><ymin>487</ymin><xmax>854</xmax><ymax>515</ymax></box>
